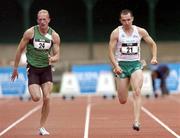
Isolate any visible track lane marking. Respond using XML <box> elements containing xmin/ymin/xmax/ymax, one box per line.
<box><xmin>129</xmin><ymin>96</ymin><xmax>180</xmax><ymax>137</ymax></box>
<box><xmin>84</xmin><ymin>95</ymin><xmax>92</xmax><ymax>138</ymax></box>
<box><xmin>0</xmin><ymin>104</ymin><xmax>41</xmax><ymax>136</ymax></box>
<box><xmin>84</xmin><ymin>104</ymin><xmax>91</xmax><ymax>138</ymax></box>
<box><xmin>142</xmin><ymin>106</ymin><xmax>180</xmax><ymax>138</ymax></box>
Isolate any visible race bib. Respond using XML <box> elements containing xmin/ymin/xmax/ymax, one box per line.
<box><xmin>121</xmin><ymin>46</ymin><xmax>138</xmax><ymax>55</ymax></box>
<box><xmin>33</xmin><ymin>39</ymin><xmax>52</xmax><ymax>50</ymax></box>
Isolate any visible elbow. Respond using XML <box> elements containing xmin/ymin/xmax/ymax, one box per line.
<box><xmin>55</xmin><ymin>56</ymin><xmax>60</xmax><ymax>62</ymax></box>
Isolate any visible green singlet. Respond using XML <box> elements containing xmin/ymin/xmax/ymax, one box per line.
<box><xmin>26</xmin><ymin>25</ymin><xmax>53</xmax><ymax>68</ymax></box>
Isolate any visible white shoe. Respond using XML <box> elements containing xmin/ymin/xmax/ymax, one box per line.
<box><xmin>132</xmin><ymin>121</ymin><xmax>140</xmax><ymax>131</ymax></box>
<box><xmin>39</xmin><ymin>127</ymin><xmax>50</xmax><ymax>135</ymax></box>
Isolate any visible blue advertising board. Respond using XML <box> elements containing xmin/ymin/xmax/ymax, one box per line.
<box><xmin>72</xmin><ymin>64</ymin><xmax>112</xmax><ymax>93</ymax></box>
<box><xmin>0</xmin><ymin>66</ymin><xmax>28</xmax><ymax>96</ymax></box>
<box><xmin>74</xmin><ymin>63</ymin><xmax>180</xmax><ymax>94</ymax></box>
<box><xmin>166</xmin><ymin>63</ymin><xmax>179</xmax><ymax>92</ymax></box>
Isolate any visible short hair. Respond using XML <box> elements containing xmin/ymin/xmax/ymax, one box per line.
<box><xmin>37</xmin><ymin>9</ymin><xmax>50</xmax><ymax>18</ymax></box>
<box><xmin>120</xmin><ymin>9</ymin><xmax>133</xmax><ymax>18</ymax></box>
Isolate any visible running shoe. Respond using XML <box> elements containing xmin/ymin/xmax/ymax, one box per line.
<box><xmin>132</xmin><ymin>121</ymin><xmax>140</xmax><ymax>131</ymax></box>
<box><xmin>39</xmin><ymin>127</ymin><xmax>50</xmax><ymax>135</ymax></box>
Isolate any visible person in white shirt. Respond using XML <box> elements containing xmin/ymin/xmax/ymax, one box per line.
<box><xmin>108</xmin><ymin>9</ymin><xmax>158</xmax><ymax>131</ymax></box>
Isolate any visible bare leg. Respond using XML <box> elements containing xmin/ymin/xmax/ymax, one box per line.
<box><xmin>132</xmin><ymin>92</ymin><xmax>142</xmax><ymax>123</ymax></box>
<box><xmin>28</xmin><ymin>84</ymin><xmax>41</xmax><ymax>102</ymax></box>
<box><xmin>29</xmin><ymin>83</ymin><xmax>51</xmax><ymax>135</ymax></box>
<box><xmin>40</xmin><ymin>81</ymin><xmax>53</xmax><ymax>127</ymax></box>
<box><xmin>130</xmin><ymin>70</ymin><xmax>143</xmax><ymax>125</ymax></box>
<box><xmin>115</xmin><ymin>77</ymin><xmax>130</xmax><ymax>104</ymax></box>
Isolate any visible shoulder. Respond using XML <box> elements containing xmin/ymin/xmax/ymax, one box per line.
<box><xmin>23</xmin><ymin>26</ymin><xmax>34</xmax><ymax>40</ymax></box>
<box><xmin>110</xmin><ymin>27</ymin><xmax>119</xmax><ymax>39</ymax></box>
<box><xmin>136</xmin><ymin>26</ymin><xmax>149</xmax><ymax>37</ymax></box>
<box><xmin>52</xmin><ymin>30</ymin><xmax>60</xmax><ymax>44</ymax></box>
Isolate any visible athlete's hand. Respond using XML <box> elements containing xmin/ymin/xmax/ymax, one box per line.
<box><xmin>48</xmin><ymin>55</ymin><xmax>55</xmax><ymax>65</ymax></box>
<box><xmin>150</xmin><ymin>58</ymin><xmax>158</xmax><ymax>65</ymax></box>
<box><xmin>113</xmin><ymin>66</ymin><xmax>123</xmax><ymax>75</ymax></box>
<box><xmin>11</xmin><ymin>68</ymin><xmax>18</xmax><ymax>81</ymax></box>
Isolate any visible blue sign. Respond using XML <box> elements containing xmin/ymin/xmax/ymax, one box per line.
<box><xmin>72</xmin><ymin>64</ymin><xmax>112</xmax><ymax>93</ymax></box>
<box><xmin>0</xmin><ymin>66</ymin><xmax>28</xmax><ymax>96</ymax></box>
<box><xmin>166</xmin><ymin>63</ymin><xmax>179</xmax><ymax>92</ymax></box>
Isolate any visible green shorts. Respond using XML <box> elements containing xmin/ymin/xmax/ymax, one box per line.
<box><xmin>115</xmin><ymin>60</ymin><xmax>143</xmax><ymax>78</ymax></box>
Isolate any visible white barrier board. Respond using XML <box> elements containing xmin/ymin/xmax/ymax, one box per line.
<box><xmin>60</xmin><ymin>72</ymin><xmax>80</xmax><ymax>97</ymax></box>
<box><xmin>96</xmin><ymin>72</ymin><xmax>116</xmax><ymax>96</ymax></box>
<box><xmin>141</xmin><ymin>70</ymin><xmax>153</xmax><ymax>96</ymax></box>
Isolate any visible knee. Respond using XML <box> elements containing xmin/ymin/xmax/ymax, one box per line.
<box><xmin>118</xmin><ymin>97</ymin><xmax>127</xmax><ymax>104</ymax></box>
<box><xmin>117</xmin><ymin>90</ymin><xmax>127</xmax><ymax>104</ymax></box>
<box><xmin>119</xmin><ymin>100</ymin><xmax>127</xmax><ymax>104</ymax></box>
<box><xmin>32</xmin><ymin>96</ymin><xmax>40</xmax><ymax>102</ymax></box>
<box><xmin>43</xmin><ymin>96</ymin><xmax>50</xmax><ymax>103</ymax></box>
<box><xmin>134</xmin><ymin>88</ymin><xmax>141</xmax><ymax>96</ymax></box>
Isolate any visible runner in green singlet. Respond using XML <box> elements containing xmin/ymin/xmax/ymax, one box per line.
<box><xmin>11</xmin><ymin>9</ymin><xmax>61</xmax><ymax>136</ymax></box>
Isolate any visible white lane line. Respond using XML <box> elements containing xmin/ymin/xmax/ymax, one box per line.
<box><xmin>142</xmin><ymin>106</ymin><xmax>180</xmax><ymax>138</ymax></box>
<box><xmin>0</xmin><ymin>104</ymin><xmax>41</xmax><ymax>137</ymax></box>
<box><xmin>84</xmin><ymin>104</ymin><xmax>91</xmax><ymax>138</ymax></box>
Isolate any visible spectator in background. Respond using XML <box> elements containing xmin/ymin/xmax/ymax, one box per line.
<box><xmin>11</xmin><ymin>9</ymin><xmax>60</xmax><ymax>135</ymax></box>
<box><xmin>151</xmin><ymin>64</ymin><xmax>170</xmax><ymax>98</ymax></box>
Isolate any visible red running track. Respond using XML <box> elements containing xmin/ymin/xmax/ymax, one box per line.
<box><xmin>0</xmin><ymin>93</ymin><xmax>180</xmax><ymax>138</ymax></box>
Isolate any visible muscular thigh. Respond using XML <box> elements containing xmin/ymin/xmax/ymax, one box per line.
<box><xmin>41</xmin><ymin>82</ymin><xmax>53</xmax><ymax>97</ymax></box>
<box><xmin>130</xmin><ymin>69</ymin><xmax>143</xmax><ymax>90</ymax></box>
<box><xmin>115</xmin><ymin>77</ymin><xmax>130</xmax><ymax>98</ymax></box>
<box><xmin>28</xmin><ymin>84</ymin><xmax>41</xmax><ymax>98</ymax></box>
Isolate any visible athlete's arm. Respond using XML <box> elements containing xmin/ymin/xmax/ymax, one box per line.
<box><xmin>108</xmin><ymin>28</ymin><xmax>123</xmax><ymax>74</ymax></box>
<box><xmin>49</xmin><ymin>31</ymin><xmax>60</xmax><ymax>63</ymax></box>
<box><xmin>139</xmin><ymin>27</ymin><xmax>158</xmax><ymax>64</ymax></box>
<box><xmin>11</xmin><ymin>28</ymin><xmax>33</xmax><ymax>81</ymax></box>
